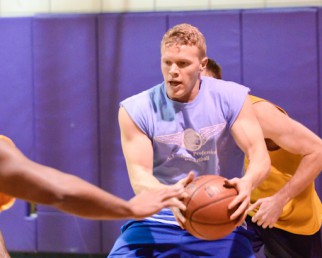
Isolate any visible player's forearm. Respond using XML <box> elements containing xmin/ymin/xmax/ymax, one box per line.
<box><xmin>3</xmin><ymin>166</ymin><xmax>134</xmax><ymax>220</ymax></box>
<box><xmin>33</xmin><ymin>169</ymin><xmax>138</xmax><ymax>220</ymax></box>
<box><xmin>244</xmin><ymin>150</ymin><xmax>271</xmax><ymax>190</ymax></box>
<box><xmin>53</xmin><ymin>180</ymin><xmax>135</xmax><ymax>220</ymax></box>
<box><xmin>1</xmin><ymin>159</ymin><xmax>135</xmax><ymax>220</ymax></box>
<box><xmin>272</xmin><ymin>152</ymin><xmax>322</xmax><ymax>205</ymax></box>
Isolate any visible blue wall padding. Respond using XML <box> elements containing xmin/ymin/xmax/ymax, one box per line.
<box><xmin>32</xmin><ymin>15</ymin><xmax>101</xmax><ymax>253</ymax></box>
<box><xmin>37</xmin><ymin>213</ymin><xmax>100</xmax><ymax>253</ymax></box>
<box><xmin>242</xmin><ymin>8</ymin><xmax>319</xmax><ymax>133</ymax></box>
<box><xmin>97</xmin><ymin>12</ymin><xmax>168</xmax><ymax>251</ymax></box>
<box><xmin>0</xmin><ymin>7</ymin><xmax>321</xmax><ymax>255</ymax></box>
<box><xmin>0</xmin><ymin>18</ymin><xmax>36</xmax><ymax>252</ymax></box>
<box><xmin>0</xmin><ymin>18</ymin><xmax>34</xmax><ymax>154</ymax></box>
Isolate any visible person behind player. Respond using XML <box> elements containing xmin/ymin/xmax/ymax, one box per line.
<box><xmin>203</xmin><ymin>58</ymin><xmax>322</xmax><ymax>258</ymax></box>
<box><xmin>203</xmin><ymin>58</ymin><xmax>222</xmax><ymax>79</ymax></box>
<box><xmin>0</xmin><ymin>135</ymin><xmax>190</xmax><ymax>257</ymax></box>
<box><xmin>107</xmin><ymin>23</ymin><xmax>270</xmax><ymax>257</ymax></box>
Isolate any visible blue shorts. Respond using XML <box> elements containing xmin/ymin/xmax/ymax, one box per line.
<box><xmin>107</xmin><ymin>220</ymin><xmax>255</xmax><ymax>257</ymax></box>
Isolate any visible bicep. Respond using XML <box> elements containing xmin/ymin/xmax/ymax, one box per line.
<box><xmin>253</xmin><ymin>101</ymin><xmax>322</xmax><ymax>157</ymax></box>
<box><xmin>231</xmin><ymin>96</ymin><xmax>266</xmax><ymax>158</ymax></box>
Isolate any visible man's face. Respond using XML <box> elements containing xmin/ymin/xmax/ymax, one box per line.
<box><xmin>161</xmin><ymin>44</ymin><xmax>206</xmax><ymax>103</ymax></box>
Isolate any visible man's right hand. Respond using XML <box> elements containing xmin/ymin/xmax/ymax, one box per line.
<box><xmin>170</xmin><ymin>171</ymin><xmax>195</xmax><ymax>228</ymax></box>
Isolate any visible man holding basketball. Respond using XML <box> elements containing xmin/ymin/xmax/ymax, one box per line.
<box><xmin>108</xmin><ymin>23</ymin><xmax>270</xmax><ymax>257</ymax></box>
<box><xmin>203</xmin><ymin>58</ymin><xmax>322</xmax><ymax>258</ymax></box>
<box><xmin>0</xmin><ymin>135</ymin><xmax>188</xmax><ymax>257</ymax></box>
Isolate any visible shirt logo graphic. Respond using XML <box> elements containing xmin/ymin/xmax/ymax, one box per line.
<box><xmin>154</xmin><ymin>123</ymin><xmax>226</xmax><ymax>151</ymax></box>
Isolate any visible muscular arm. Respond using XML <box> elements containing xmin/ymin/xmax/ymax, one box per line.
<box><xmin>249</xmin><ymin>101</ymin><xmax>322</xmax><ymax>227</ymax></box>
<box><xmin>0</xmin><ymin>136</ymin><xmax>185</xmax><ymax>220</ymax></box>
<box><xmin>118</xmin><ymin>107</ymin><xmax>165</xmax><ymax>193</ymax></box>
<box><xmin>119</xmin><ymin>107</ymin><xmax>193</xmax><ymax>192</ymax></box>
<box><xmin>227</xmin><ymin>96</ymin><xmax>271</xmax><ymax>220</ymax></box>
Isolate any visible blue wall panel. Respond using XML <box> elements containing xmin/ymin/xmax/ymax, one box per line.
<box><xmin>98</xmin><ymin>13</ymin><xmax>167</xmax><ymax>252</ymax></box>
<box><xmin>242</xmin><ymin>8</ymin><xmax>319</xmax><ymax>133</ymax></box>
<box><xmin>0</xmin><ymin>18</ymin><xmax>36</xmax><ymax>252</ymax></box>
<box><xmin>32</xmin><ymin>15</ymin><xmax>101</xmax><ymax>253</ymax></box>
<box><xmin>37</xmin><ymin>214</ymin><xmax>100</xmax><ymax>253</ymax></box>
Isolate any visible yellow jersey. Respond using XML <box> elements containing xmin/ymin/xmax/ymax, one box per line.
<box><xmin>247</xmin><ymin>95</ymin><xmax>322</xmax><ymax>235</ymax></box>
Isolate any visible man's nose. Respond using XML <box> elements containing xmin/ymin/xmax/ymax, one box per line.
<box><xmin>169</xmin><ymin>64</ymin><xmax>178</xmax><ymax>75</ymax></box>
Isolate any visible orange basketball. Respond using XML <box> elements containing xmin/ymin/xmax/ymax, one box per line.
<box><xmin>183</xmin><ymin>175</ymin><xmax>240</xmax><ymax>240</ymax></box>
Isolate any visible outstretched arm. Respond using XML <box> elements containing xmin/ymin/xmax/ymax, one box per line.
<box><xmin>247</xmin><ymin>101</ymin><xmax>322</xmax><ymax>228</ymax></box>
<box><xmin>0</xmin><ymin>136</ymin><xmax>185</xmax><ymax>220</ymax></box>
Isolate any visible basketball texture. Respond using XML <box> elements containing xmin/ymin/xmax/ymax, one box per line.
<box><xmin>183</xmin><ymin>174</ymin><xmax>240</xmax><ymax>240</ymax></box>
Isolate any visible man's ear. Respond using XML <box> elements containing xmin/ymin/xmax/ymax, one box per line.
<box><xmin>200</xmin><ymin>57</ymin><xmax>208</xmax><ymax>72</ymax></box>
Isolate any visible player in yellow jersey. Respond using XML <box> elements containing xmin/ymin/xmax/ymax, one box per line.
<box><xmin>203</xmin><ymin>58</ymin><xmax>322</xmax><ymax>258</ymax></box>
<box><xmin>0</xmin><ymin>135</ymin><xmax>190</xmax><ymax>257</ymax></box>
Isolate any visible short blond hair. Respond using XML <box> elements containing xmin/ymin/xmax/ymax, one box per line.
<box><xmin>161</xmin><ymin>23</ymin><xmax>207</xmax><ymax>58</ymax></box>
